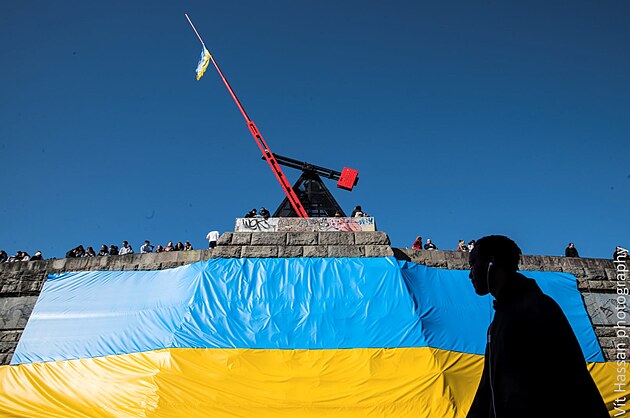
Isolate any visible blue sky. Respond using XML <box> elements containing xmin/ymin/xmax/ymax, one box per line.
<box><xmin>1</xmin><ymin>0</ymin><xmax>628</xmax><ymax>260</ymax></box>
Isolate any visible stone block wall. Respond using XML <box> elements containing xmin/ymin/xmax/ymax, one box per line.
<box><xmin>0</xmin><ymin>231</ymin><xmax>625</xmax><ymax>364</ymax></box>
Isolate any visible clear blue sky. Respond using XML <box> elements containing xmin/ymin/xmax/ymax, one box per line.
<box><xmin>1</xmin><ymin>0</ymin><xmax>628</xmax><ymax>260</ymax></box>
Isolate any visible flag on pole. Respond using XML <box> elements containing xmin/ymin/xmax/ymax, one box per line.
<box><xmin>195</xmin><ymin>47</ymin><xmax>211</xmax><ymax>80</ymax></box>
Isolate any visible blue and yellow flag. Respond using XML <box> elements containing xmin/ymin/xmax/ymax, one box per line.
<box><xmin>0</xmin><ymin>258</ymin><xmax>614</xmax><ymax>417</ymax></box>
<box><xmin>195</xmin><ymin>47</ymin><xmax>211</xmax><ymax>80</ymax></box>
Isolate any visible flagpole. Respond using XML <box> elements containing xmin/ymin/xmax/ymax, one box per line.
<box><xmin>185</xmin><ymin>14</ymin><xmax>206</xmax><ymax>49</ymax></box>
<box><xmin>185</xmin><ymin>14</ymin><xmax>252</xmax><ymax>121</ymax></box>
<box><xmin>183</xmin><ymin>14</ymin><xmax>309</xmax><ymax>218</ymax></box>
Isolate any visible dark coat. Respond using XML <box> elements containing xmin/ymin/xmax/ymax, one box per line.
<box><xmin>466</xmin><ymin>274</ymin><xmax>608</xmax><ymax>418</ymax></box>
<box><xmin>565</xmin><ymin>246</ymin><xmax>579</xmax><ymax>257</ymax></box>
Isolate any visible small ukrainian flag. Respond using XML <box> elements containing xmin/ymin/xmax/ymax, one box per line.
<box><xmin>196</xmin><ymin>47</ymin><xmax>211</xmax><ymax>80</ymax></box>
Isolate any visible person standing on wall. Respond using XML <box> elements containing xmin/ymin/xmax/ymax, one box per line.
<box><xmin>565</xmin><ymin>242</ymin><xmax>580</xmax><ymax>257</ymax></box>
<box><xmin>206</xmin><ymin>230</ymin><xmax>220</xmax><ymax>249</ymax></box>
<box><xmin>466</xmin><ymin>235</ymin><xmax>608</xmax><ymax>418</ymax></box>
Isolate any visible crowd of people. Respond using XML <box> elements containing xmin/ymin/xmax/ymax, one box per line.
<box><xmin>411</xmin><ymin>236</ymin><xmax>475</xmax><ymax>252</ymax></box>
<box><xmin>244</xmin><ymin>205</ymin><xmax>371</xmax><ymax>219</ymax></box>
<box><xmin>244</xmin><ymin>207</ymin><xmax>271</xmax><ymax>219</ymax></box>
<box><xmin>410</xmin><ymin>236</ymin><xmax>627</xmax><ymax>261</ymax></box>
<box><xmin>0</xmin><ymin>238</ymin><xmax>199</xmax><ymax>263</ymax></box>
<box><xmin>64</xmin><ymin>239</ymin><xmax>198</xmax><ymax>259</ymax></box>
<box><xmin>0</xmin><ymin>250</ymin><xmax>43</xmax><ymax>262</ymax></box>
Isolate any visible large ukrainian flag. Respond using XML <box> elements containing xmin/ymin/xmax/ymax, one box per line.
<box><xmin>0</xmin><ymin>257</ymin><xmax>615</xmax><ymax>417</ymax></box>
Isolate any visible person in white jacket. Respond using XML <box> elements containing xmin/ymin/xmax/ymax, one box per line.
<box><xmin>119</xmin><ymin>241</ymin><xmax>134</xmax><ymax>255</ymax></box>
<box><xmin>206</xmin><ymin>230</ymin><xmax>220</xmax><ymax>249</ymax></box>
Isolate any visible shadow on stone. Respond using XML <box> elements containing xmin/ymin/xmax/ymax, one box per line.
<box><xmin>392</xmin><ymin>248</ymin><xmax>411</xmax><ymax>261</ymax></box>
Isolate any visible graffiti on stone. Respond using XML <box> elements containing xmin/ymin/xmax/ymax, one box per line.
<box><xmin>235</xmin><ymin>218</ymin><xmax>279</xmax><ymax>232</ymax></box>
<box><xmin>278</xmin><ymin>217</ymin><xmax>375</xmax><ymax>232</ymax></box>
<box><xmin>234</xmin><ymin>217</ymin><xmax>376</xmax><ymax>232</ymax></box>
<box><xmin>583</xmin><ymin>293</ymin><xmax>618</xmax><ymax>326</ymax></box>
<box><xmin>355</xmin><ymin>217</ymin><xmax>374</xmax><ymax>227</ymax></box>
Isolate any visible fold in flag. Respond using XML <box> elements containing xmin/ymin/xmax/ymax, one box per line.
<box><xmin>195</xmin><ymin>47</ymin><xmax>211</xmax><ymax>80</ymax></box>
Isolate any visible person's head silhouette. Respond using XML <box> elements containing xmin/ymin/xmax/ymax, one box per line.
<box><xmin>468</xmin><ymin>235</ymin><xmax>521</xmax><ymax>297</ymax></box>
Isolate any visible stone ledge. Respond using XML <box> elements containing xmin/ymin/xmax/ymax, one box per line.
<box><xmin>286</xmin><ymin>232</ymin><xmax>318</xmax><ymax>246</ymax></box>
<box><xmin>210</xmin><ymin>246</ymin><xmax>242</xmax><ymax>258</ymax></box>
<box><xmin>231</xmin><ymin>233</ymin><xmax>252</xmax><ymax>245</ymax></box>
<box><xmin>217</xmin><ymin>232</ymin><xmax>233</xmax><ymax>246</ymax></box>
<box><xmin>326</xmin><ymin>246</ymin><xmax>365</xmax><ymax>258</ymax></box>
<box><xmin>241</xmin><ymin>246</ymin><xmax>279</xmax><ymax>258</ymax></box>
<box><xmin>278</xmin><ymin>246</ymin><xmax>304</xmax><ymax>258</ymax></box>
<box><xmin>0</xmin><ymin>245</ymin><xmax>620</xmax><ymax>277</ymax></box>
<box><xmin>354</xmin><ymin>232</ymin><xmax>391</xmax><ymax>246</ymax></box>
<box><xmin>318</xmin><ymin>232</ymin><xmax>355</xmax><ymax>246</ymax></box>
<box><xmin>365</xmin><ymin>245</ymin><xmax>394</xmax><ymax>257</ymax></box>
<box><xmin>250</xmin><ymin>233</ymin><xmax>287</xmax><ymax>246</ymax></box>
<box><xmin>303</xmin><ymin>246</ymin><xmax>327</xmax><ymax>257</ymax></box>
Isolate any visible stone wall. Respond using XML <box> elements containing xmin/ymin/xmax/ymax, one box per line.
<box><xmin>0</xmin><ymin>231</ymin><xmax>625</xmax><ymax>364</ymax></box>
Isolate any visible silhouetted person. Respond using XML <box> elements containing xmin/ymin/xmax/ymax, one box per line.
<box><xmin>466</xmin><ymin>235</ymin><xmax>608</xmax><ymax>418</ymax></box>
<box><xmin>350</xmin><ymin>205</ymin><xmax>365</xmax><ymax>217</ymax></box>
<box><xmin>259</xmin><ymin>207</ymin><xmax>270</xmax><ymax>219</ymax></box>
<box><xmin>565</xmin><ymin>242</ymin><xmax>579</xmax><ymax>257</ymax></box>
